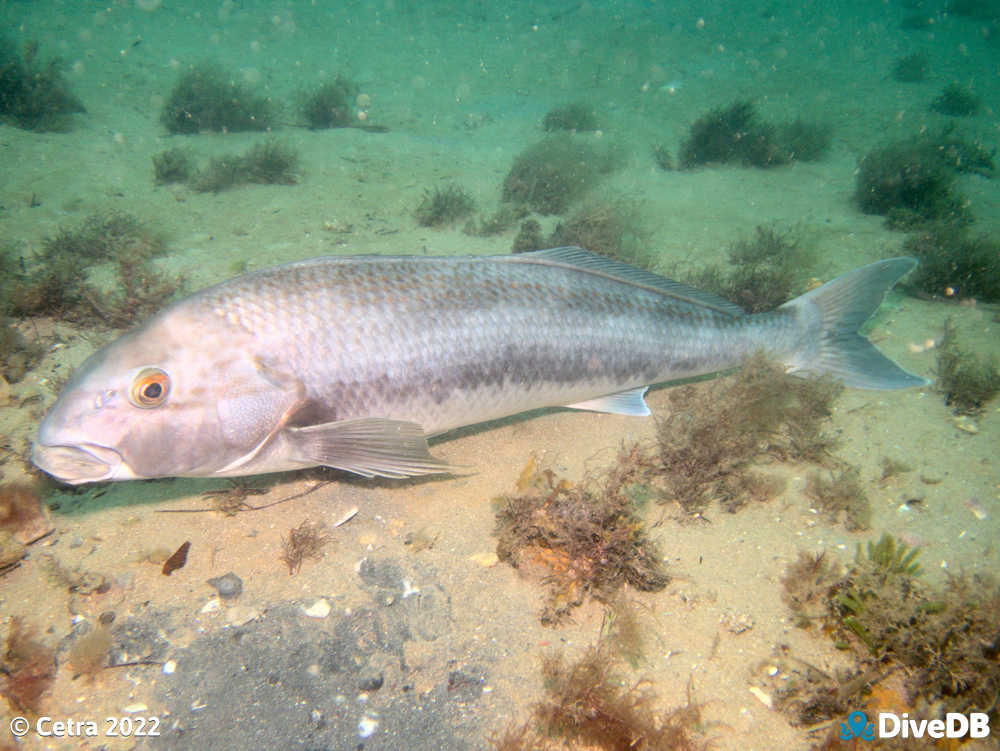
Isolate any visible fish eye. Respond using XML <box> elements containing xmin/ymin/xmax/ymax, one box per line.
<box><xmin>129</xmin><ymin>368</ymin><xmax>171</xmax><ymax>409</ymax></box>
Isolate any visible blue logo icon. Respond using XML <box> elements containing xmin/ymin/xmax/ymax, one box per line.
<box><xmin>841</xmin><ymin>710</ymin><xmax>876</xmax><ymax>741</ymax></box>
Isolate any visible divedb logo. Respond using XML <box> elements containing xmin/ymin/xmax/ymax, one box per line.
<box><xmin>840</xmin><ymin>710</ymin><xmax>991</xmax><ymax>741</ymax></box>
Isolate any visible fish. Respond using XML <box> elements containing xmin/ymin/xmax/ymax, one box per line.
<box><xmin>32</xmin><ymin>248</ymin><xmax>925</xmax><ymax>484</ymax></box>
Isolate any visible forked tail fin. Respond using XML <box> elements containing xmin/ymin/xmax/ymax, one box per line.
<box><xmin>780</xmin><ymin>258</ymin><xmax>928</xmax><ymax>389</ymax></box>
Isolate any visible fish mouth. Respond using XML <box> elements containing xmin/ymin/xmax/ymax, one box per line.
<box><xmin>31</xmin><ymin>442</ymin><xmax>126</xmax><ymax>484</ymax></box>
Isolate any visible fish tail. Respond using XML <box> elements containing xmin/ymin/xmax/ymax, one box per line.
<box><xmin>779</xmin><ymin>257</ymin><xmax>927</xmax><ymax>389</ymax></box>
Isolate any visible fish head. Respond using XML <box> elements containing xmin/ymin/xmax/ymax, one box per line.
<box><xmin>33</xmin><ymin>306</ymin><xmax>302</xmax><ymax>484</ymax></box>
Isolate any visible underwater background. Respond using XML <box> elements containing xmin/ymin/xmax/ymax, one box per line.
<box><xmin>1</xmin><ymin>0</ymin><xmax>999</xmax><ymax>748</ymax></box>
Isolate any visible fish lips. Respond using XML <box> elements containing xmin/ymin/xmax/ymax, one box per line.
<box><xmin>31</xmin><ymin>441</ymin><xmax>128</xmax><ymax>484</ymax></box>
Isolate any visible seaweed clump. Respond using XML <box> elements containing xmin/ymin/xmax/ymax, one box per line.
<box><xmin>679</xmin><ymin>101</ymin><xmax>785</xmax><ymax>168</ymax></box>
<box><xmin>0</xmin><ymin>249</ymin><xmax>45</xmax><ymax>382</ymax></box>
<box><xmin>511</xmin><ymin>219</ymin><xmax>545</xmax><ymax>253</ymax></box>
<box><xmin>152</xmin><ymin>146</ymin><xmax>195</xmax><ymax>185</ymax></box>
<box><xmin>0</xmin><ymin>482</ymin><xmax>53</xmax><ymax>545</ymax></box>
<box><xmin>281</xmin><ymin>520</ymin><xmax>331</xmax><ymax>574</ymax></box>
<box><xmin>655</xmin><ymin>353</ymin><xmax>842</xmax><ymax>515</ymax></box>
<box><xmin>930</xmin><ymin>83</ymin><xmax>981</xmax><ymax>117</ymax></box>
<box><xmin>678</xmin><ymin>101</ymin><xmax>829</xmax><ymax>168</ymax></box>
<box><xmin>782</xmin><ymin>534</ymin><xmax>1000</xmax><ymax>725</ymax></box>
<box><xmin>892</xmin><ymin>52</ymin><xmax>930</xmax><ymax>83</ymax></box>
<box><xmin>0</xmin><ymin>617</ymin><xmax>56</xmax><ymax>713</ymax></box>
<box><xmin>160</xmin><ymin>62</ymin><xmax>273</xmax><ymax>134</ymax></box>
<box><xmin>934</xmin><ymin>318</ymin><xmax>999</xmax><ymax>415</ymax></box>
<box><xmin>189</xmin><ymin>140</ymin><xmax>299</xmax><ymax>193</ymax></box>
<box><xmin>805</xmin><ymin>467</ymin><xmax>870</xmax><ymax>531</ymax></box>
<box><xmin>300</xmin><ymin>77</ymin><xmax>358</xmax><ymax>129</ymax></box>
<box><xmin>780</xmin><ymin>551</ymin><xmax>844</xmax><ymax>628</ymax></box>
<box><xmin>5</xmin><ymin>211</ymin><xmax>180</xmax><ymax>327</ymax></box>
<box><xmin>546</xmin><ymin>199</ymin><xmax>652</xmax><ymax>268</ymax></box>
<box><xmin>493</xmin><ymin>645</ymin><xmax>709</xmax><ymax>751</ymax></box>
<box><xmin>542</xmin><ymin>101</ymin><xmax>598</xmax><ymax>132</ymax></box>
<box><xmin>901</xmin><ymin>224</ymin><xmax>1000</xmax><ymax>302</ymax></box>
<box><xmin>502</xmin><ymin>135</ymin><xmax>621</xmax><ymax>215</ymax></box>
<box><xmin>494</xmin><ymin>448</ymin><xmax>668</xmax><ymax>624</ymax></box>
<box><xmin>684</xmin><ymin>225</ymin><xmax>809</xmax><ymax>313</ymax></box>
<box><xmin>414</xmin><ymin>183</ymin><xmax>476</xmax><ymax>227</ymax></box>
<box><xmin>0</xmin><ymin>38</ymin><xmax>85</xmax><ymax>131</ymax></box>
<box><xmin>854</xmin><ymin>139</ymin><xmax>971</xmax><ymax>229</ymax></box>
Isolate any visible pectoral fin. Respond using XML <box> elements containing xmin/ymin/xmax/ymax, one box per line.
<box><xmin>565</xmin><ymin>386</ymin><xmax>651</xmax><ymax>416</ymax></box>
<box><xmin>284</xmin><ymin>418</ymin><xmax>454</xmax><ymax>479</ymax></box>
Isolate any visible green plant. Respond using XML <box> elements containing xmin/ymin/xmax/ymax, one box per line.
<box><xmin>300</xmin><ymin>77</ymin><xmax>358</xmax><ymax>129</ymax></box>
<box><xmin>930</xmin><ymin>82</ymin><xmax>980</xmax><ymax>117</ymax></box>
<box><xmin>892</xmin><ymin>52</ymin><xmax>930</xmax><ymax>83</ymax></box>
<box><xmin>189</xmin><ymin>140</ymin><xmax>299</xmax><ymax>193</ymax></box>
<box><xmin>652</xmin><ymin>144</ymin><xmax>673</xmax><ymax>170</ymax></box>
<box><xmin>546</xmin><ymin>199</ymin><xmax>651</xmax><ymax>268</ymax></box>
<box><xmin>656</xmin><ymin>353</ymin><xmax>842</xmax><ymax>515</ymax></box>
<box><xmin>240</xmin><ymin>140</ymin><xmax>299</xmax><ymax>185</ymax></box>
<box><xmin>511</xmin><ymin>219</ymin><xmax>544</xmax><ymax>253</ymax></box>
<box><xmin>0</xmin><ymin>38</ymin><xmax>85</xmax><ymax>131</ymax></box>
<box><xmin>494</xmin><ymin>447</ymin><xmax>668</xmax><ymax>624</ymax></box>
<box><xmin>934</xmin><ymin>318</ymin><xmax>999</xmax><ymax>414</ymax></box>
<box><xmin>784</xmin><ymin>535</ymin><xmax>1000</xmax><ymax>727</ymax></box>
<box><xmin>6</xmin><ymin>211</ymin><xmax>178</xmax><ymax>326</ymax></box>
<box><xmin>502</xmin><ymin>135</ymin><xmax>621</xmax><ymax>215</ymax></box>
<box><xmin>776</xmin><ymin>119</ymin><xmax>832</xmax><ymax>162</ymax></box>
<box><xmin>160</xmin><ymin>62</ymin><xmax>273</xmax><ymax>134</ymax></box>
<box><xmin>414</xmin><ymin>183</ymin><xmax>476</xmax><ymax>227</ymax></box>
<box><xmin>542</xmin><ymin>101</ymin><xmax>598</xmax><ymax>132</ymax></box>
<box><xmin>152</xmin><ymin>147</ymin><xmax>195</xmax><ymax>184</ymax></box>
<box><xmin>854</xmin><ymin>140</ymin><xmax>970</xmax><ymax>229</ymax></box>
<box><xmin>679</xmin><ymin>101</ymin><xmax>791</xmax><ymax>168</ymax></box>
<box><xmin>902</xmin><ymin>224</ymin><xmax>1000</xmax><ymax>302</ymax></box>
<box><xmin>805</xmin><ymin>467</ymin><xmax>870</xmax><ymax>531</ymax></box>
<box><xmin>493</xmin><ymin>645</ymin><xmax>709</xmax><ymax>750</ymax></box>
<box><xmin>684</xmin><ymin>225</ymin><xmax>811</xmax><ymax>313</ymax></box>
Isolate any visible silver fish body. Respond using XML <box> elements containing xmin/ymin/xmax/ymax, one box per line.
<box><xmin>32</xmin><ymin>248</ymin><xmax>924</xmax><ymax>484</ymax></box>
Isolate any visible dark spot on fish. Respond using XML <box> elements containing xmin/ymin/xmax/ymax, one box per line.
<box><xmin>162</xmin><ymin>541</ymin><xmax>191</xmax><ymax>576</ymax></box>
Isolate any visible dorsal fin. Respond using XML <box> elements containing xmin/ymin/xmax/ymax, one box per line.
<box><xmin>503</xmin><ymin>247</ymin><xmax>746</xmax><ymax>317</ymax></box>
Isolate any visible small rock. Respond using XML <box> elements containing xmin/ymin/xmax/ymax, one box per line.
<box><xmin>207</xmin><ymin>572</ymin><xmax>243</xmax><ymax>600</ymax></box>
<box><xmin>721</xmin><ymin>609</ymin><xmax>754</xmax><ymax>634</ymax></box>
<box><xmin>953</xmin><ymin>415</ymin><xmax>979</xmax><ymax>434</ymax></box>
<box><xmin>225</xmin><ymin>605</ymin><xmax>260</xmax><ymax>627</ymax></box>
<box><xmin>358</xmin><ymin>716</ymin><xmax>378</xmax><ymax>739</ymax></box>
<box><xmin>920</xmin><ymin>471</ymin><xmax>944</xmax><ymax>485</ymax></box>
<box><xmin>358</xmin><ymin>672</ymin><xmax>384</xmax><ymax>692</ymax></box>
<box><xmin>302</xmin><ymin>598</ymin><xmax>331</xmax><ymax>619</ymax></box>
<box><xmin>468</xmin><ymin>551</ymin><xmax>499</xmax><ymax>567</ymax></box>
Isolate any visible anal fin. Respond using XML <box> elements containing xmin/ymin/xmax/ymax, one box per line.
<box><xmin>565</xmin><ymin>386</ymin><xmax>651</xmax><ymax>416</ymax></box>
<box><xmin>285</xmin><ymin>417</ymin><xmax>453</xmax><ymax>479</ymax></box>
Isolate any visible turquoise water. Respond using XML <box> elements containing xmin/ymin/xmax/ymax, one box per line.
<box><xmin>1</xmin><ymin>1</ymin><xmax>998</xmax><ymax>749</ymax></box>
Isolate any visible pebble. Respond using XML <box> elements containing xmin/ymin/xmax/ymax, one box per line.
<box><xmin>468</xmin><ymin>551</ymin><xmax>499</xmax><ymax>567</ymax></box>
<box><xmin>302</xmin><ymin>598</ymin><xmax>331</xmax><ymax>618</ymax></box>
<box><xmin>358</xmin><ymin>717</ymin><xmax>378</xmax><ymax>738</ymax></box>
<box><xmin>162</xmin><ymin>660</ymin><xmax>177</xmax><ymax>675</ymax></box>
<box><xmin>207</xmin><ymin>572</ymin><xmax>243</xmax><ymax>600</ymax></box>
<box><xmin>953</xmin><ymin>415</ymin><xmax>979</xmax><ymax>434</ymax></box>
<box><xmin>225</xmin><ymin>605</ymin><xmax>260</xmax><ymax>627</ymax></box>
<box><xmin>358</xmin><ymin>672</ymin><xmax>384</xmax><ymax>692</ymax></box>
<box><xmin>748</xmin><ymin>686</ymin><xmax>773</xmax><ymax>709</ymax></box>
